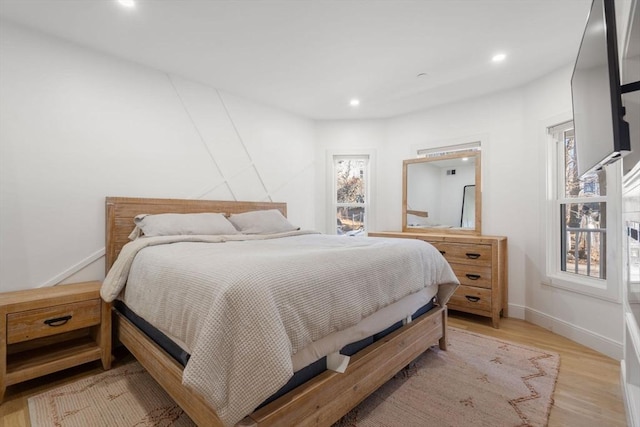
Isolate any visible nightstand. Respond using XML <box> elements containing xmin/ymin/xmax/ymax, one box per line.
<box><xmin>0</xmin><ymin>281</ymin><xmax>111</xmax><ymax>402</ymax></box>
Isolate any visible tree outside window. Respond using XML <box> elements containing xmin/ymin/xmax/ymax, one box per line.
<box><xmin>335</xmin><ymin>157</ymin><xmax>368</xmax><ymax>236</ymax></box>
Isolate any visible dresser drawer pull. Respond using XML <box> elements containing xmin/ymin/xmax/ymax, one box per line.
<box><xmin>439</xmin><ymin>250</ymin><xmax>446</xmax><ymax>255</ymax></box>
<box><xmin>465</xmin><ymin>274</ymin><xmax>481</xmax><ymax>280</ymax></box>
<box><xmin>43</xmin><ymin>315</ymin><xmax>73</xmax><ymax>327</ymax></box>
<box><xmin>465</xmin><ymin>295</ymin><xmax>481</xmax><ymax>303</ymax></box>
<box><xmin>465</xmin><ymin>252</ymin><xmax>481</xmax><ymax>259</ymax></box>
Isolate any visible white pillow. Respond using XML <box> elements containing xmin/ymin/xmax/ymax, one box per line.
<box><xmin>228</xmin><ymin>209</ymin><xmax>298</xmax><ymax>234</ymax></box>
<box><xmin>133</xmin><ymin>213</ymin><xmax>239</xmax><ymax>237</ymax></box>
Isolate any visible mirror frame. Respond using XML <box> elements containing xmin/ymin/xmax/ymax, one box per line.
<box><xmin>402</xmin><ymin>150</ymin><xmax>482</xmax><ymax>235</ymax></box>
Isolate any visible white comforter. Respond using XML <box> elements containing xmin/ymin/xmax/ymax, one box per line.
<box><xmin>101</xmin><ymin>231</ymin><xmax>458</xmax><ymax>426</ymax></box>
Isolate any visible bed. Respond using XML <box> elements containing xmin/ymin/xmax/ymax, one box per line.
<box><xmin>102</xmin><ymin>196</ymin><xmax>458</xmax><ymax>427</ymax></box>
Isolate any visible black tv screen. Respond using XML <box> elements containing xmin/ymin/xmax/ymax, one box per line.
<box><xmin>571</xmin><ymin>0</ymin><xmax>630</xmax><ymax>177</ymax></box>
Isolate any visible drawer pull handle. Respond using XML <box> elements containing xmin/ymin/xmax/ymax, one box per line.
<box><xmin>466</xmin><ymin>274</ymin><xmax>481</xmax><ymax>280</ymax></box>
<box><xmin>465</xmin><ymin>253</ymin><xmax>481</xmax><ymax>259</ymax></box>
<box><xmin>439</xmin><ymin>250</ymin><xmax>446</xmax><ymax>255</ymax></box>
<box><xmin>465</xmin><ymin>295</ymin><xmax>481</xmax><ymax>303</ymax></box>
<box><xmin>44</xmin><ymin>315</ymin><xmax>72</xmax><ymax>327</ymax></box>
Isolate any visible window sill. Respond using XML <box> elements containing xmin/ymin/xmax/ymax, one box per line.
<box><xmin>544</xmin><ymin>272</ymin><xmax>621</xmax><ymax>303</ymax></box>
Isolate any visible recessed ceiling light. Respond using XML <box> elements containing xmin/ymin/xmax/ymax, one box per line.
<box><xmin>350</xmin><ymin>99</ymin><xmax>360</xmax><ymax>107</ymax></box>
<box><xmin>492</xmin><ymin>53</ymin><xmax>507</xmax><ymax>63</ymax></box>
<box><xmin>462</xmin><ymin>157</ymin><xmax>469</xmax><ymax>161</ymax></box>
<box><xmin>117</xmin><ymin>0</ymin><xmax>135</xmax><ymax>8</ymax></box>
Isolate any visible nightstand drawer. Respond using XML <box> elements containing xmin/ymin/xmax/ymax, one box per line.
<box><xmin>448</xmin><ymin>285</ymin><xmax>492</xmax><ymax>312</ymax></box>
<box><xmin>7</xmin><ymin>299</ymin><xmax>101</xmax><ymax>344</ymax></box>
<box><xmin>428</xmin><ymin>242</ymin><xmax>492</xmax><ymax>266</ymax></box>
<box><xmin>450</xmin><ymin>263</ymin><xmax>492</xmax><ymax>289</ymax></box>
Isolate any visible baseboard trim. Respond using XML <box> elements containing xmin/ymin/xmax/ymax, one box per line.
<box><xmin>507</xmin><ymin>303</ymin><xmax>525</xmax><ymax>319</ymax></box>
<box><xmin>621</xmin><ymin>360</ymin><xmax>640</xmax><ymax>427</ymax></box>
<box><xmin>524</xmin><ymin>306</ymin><xmax>623</xmax><ymax>360</ymax></box>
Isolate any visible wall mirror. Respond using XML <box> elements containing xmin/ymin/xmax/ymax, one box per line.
<box><xmin>403</xmin><ymin>150</ymin><xmax>481</xmax><ymax>234</ymax></box>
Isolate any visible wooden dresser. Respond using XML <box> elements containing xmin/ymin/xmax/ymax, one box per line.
<box><xmin>369</xmin><ymin>232</ymin><xmax>508</xmax><ymax>328</ymax></box>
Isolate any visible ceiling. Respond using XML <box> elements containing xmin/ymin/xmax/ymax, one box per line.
<box><xmin>0</xmin><ymin>0</ymin><xmax>593</xmax><ymax>120</ymax></box>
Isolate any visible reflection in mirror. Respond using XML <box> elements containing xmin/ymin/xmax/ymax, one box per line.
<box><xmin>403</xmin><ymin>150</ymin><xmax>481</xmax><ymax>234</ymax></box>
<box><xmin>461</xmin><ymin>185</ymin><xmax>476</xmax><ymax>228</ymax></box>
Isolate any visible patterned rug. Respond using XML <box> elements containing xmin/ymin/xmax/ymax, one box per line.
<box><xmin>28</xmin><ymin>328</ymin><xmax>560</xmax><ymax>427</ymax></box>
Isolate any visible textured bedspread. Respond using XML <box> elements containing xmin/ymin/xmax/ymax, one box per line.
<box><xmin>101</xmin><ymin>231</ymin><xmax>458</xmax><ymax>426</ymax></box>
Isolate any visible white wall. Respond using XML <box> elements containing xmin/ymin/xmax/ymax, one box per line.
<box><xmin>0</xmin><ymin>21</ymin><xmax>316</xmax><ymax>292</ymax></box>
<box><xmin>315</xmin><ymin>66</ymin><xmax>623</xmax><ymax>359</ymax></box>
<box><xmin>407</xmin><ymin>161</ymin><xmax>475</xmax><ymax>228</ymax></box>
<box><xmin>317</xmin><ymin>88</ymin><xmax>528</xmax><ymax>310</ymax></box>
<box><xmin>386</xmin><ymin>88</ymin><xmax>530</xmax><ymax>323</ymax></box>
<box><xmin>407</xmin><ymin>163</ymin><xmax>440</xmax><ymax>226</ymax></box>
<box><xmin>522</xmin><ymin>66</ymin><xmax>623</xmax><ymax>359</ymax></box>
<box><xmin>437</xmin><ymin>164</ymin><xmax>475</xmax><ymax>227</ymax></box>
<box><xmin>0</xmin><ymin>19</ymin><xmax>624</xmax><ymax>359</ymax></box>
<box><xmin>313</xmin><ymin>120</ymin><xmax>387</xmax><ymax>233</ymax></box>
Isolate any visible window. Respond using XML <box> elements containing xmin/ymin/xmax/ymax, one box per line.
<box><xmin>559</xmin><ymin>127</ymin><xmax>607</xmax><ymax>278</ymax></box>
<box><xmin>546</xmin><ymin>121</ymin><xmax>621</xmax><ymax>300</ymax></box>
<box><xmin>333</xmin><ymin>155</ymin><xmax>369</xmax><ymax>236</ymax></box>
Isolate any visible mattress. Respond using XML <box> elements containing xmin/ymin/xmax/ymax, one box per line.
<box><xmin>114</xmin><ymin>284</ymin><xmax>437</xmax><ymax>368</ymax></box>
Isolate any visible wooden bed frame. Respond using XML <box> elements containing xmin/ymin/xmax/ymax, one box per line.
<box><xmin>105</xmin><ymin>196</ymin><xmax>448</xmax><ymax>427</ymax></box>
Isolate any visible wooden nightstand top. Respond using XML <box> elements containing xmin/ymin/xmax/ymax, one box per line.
<box><xmin>0</xmin><ymin>281</ymin><xmax>102</xmax><ymax>313</ymax></box>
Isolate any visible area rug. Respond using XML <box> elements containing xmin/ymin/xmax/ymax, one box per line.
<box><xmin>28</xmin><ymin>328</ymin><xmax>560</xmax><ymax>427</ymax></box>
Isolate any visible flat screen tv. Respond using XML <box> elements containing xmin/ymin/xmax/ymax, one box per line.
<box><xmin>571</xmin><ymin>0</ymin><xmax>630</xmax><ymax>177</ymax></box>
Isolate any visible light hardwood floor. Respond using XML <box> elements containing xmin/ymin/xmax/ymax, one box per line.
<box><xmin>0</xmin><ymin>313</ymin><xmax>629</xmax><ymax>427</ymax></box>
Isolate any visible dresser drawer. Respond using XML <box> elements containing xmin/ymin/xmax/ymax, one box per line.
<box><xmin>450</xmin><ymin>263</ymin><xmax>492</xmax><ymax>289</ymax></box>
<box><xmin>7</xmin><ymin>299</ymin><xmax>101</xmax><ymax>344</ymax></box>
<box><xmin>368</xmin><ymin>232</ymin><xmax>507</xmax><ymax>327</ymax></box>
<box><xmin>428</xmin><ymin>241</ymin><xmax>492</xmax><ymax>266</ymax></box>
<box><xmin>448</xmin><ymin>285</ymin><xmax>492</xmax><ymax>312</ymax></box>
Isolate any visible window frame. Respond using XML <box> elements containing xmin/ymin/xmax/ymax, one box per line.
<box><xmin>327</xmin><ymin>150</ymin><xmax>375</xmax><ymax>236</ymax></box>
<box><xmin>545</xmin><ymin>120</ymin><xmax>622</xmax><ymax>302</ymax></box>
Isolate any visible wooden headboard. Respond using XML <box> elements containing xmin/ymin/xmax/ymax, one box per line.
<box><xmin>105</xmin><ymin>197</ymin><xmax>287</xmax><ymax>273</ymax></box>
